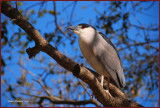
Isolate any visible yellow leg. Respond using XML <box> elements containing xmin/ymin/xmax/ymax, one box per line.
<box><xmin>105</xmin><ymin>78</ymin><xmax>112</xmax><ymax>97</ymax></box>
<box><xmin>101</xmin><ymin>75</ymin><xmax>104</xmax><ymax>87</ymax></box>
<box><xmin>101</xmin><ymin>75</ymin><xmax>112</xmax><ymax>97</ymax></box>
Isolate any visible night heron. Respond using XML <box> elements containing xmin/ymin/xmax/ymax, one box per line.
<box><xmin>66</xmin><ymin>23</ymin><xmax>125</xmax><ymax>96</ymax></box>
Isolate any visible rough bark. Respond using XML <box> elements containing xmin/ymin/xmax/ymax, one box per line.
<box><xmin>1</xmin><ymin>2</ymin><xmax>143</xmax><ymax>107</ymax></box>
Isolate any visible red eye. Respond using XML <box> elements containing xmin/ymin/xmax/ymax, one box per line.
<box><xmin>82</xmin><ymin>26</ymin><xmax>85</xmax><ymax>29</ymax></box>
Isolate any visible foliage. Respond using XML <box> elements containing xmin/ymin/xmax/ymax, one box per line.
<box><xmin>1</xmin><ymin>1</ymin><xmax>159</xmax><ymax>107</ymax></box>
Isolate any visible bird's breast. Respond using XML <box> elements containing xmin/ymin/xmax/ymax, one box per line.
<box><xmin>78</xmin><ymin>37</ymin><xmax>110</xmax><ymax>78</ymax></box>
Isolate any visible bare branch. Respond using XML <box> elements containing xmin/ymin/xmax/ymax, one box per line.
<box><xmin>21</xmin><ymin>93</ymin><xmax>101</xmax><ymax>106</ymax></box>
<box><xmin>33</xmin><ymin>78</ymin><xmax>51</xmax><ymax>96</ymax></box>
<box><xmin>53</xmin><ymin>1</ymin><xmax>66</xmax><ymax>36</ymax></box>
<box><xmin>144</xmin><ymin>1</ymin><xmax>155</xmax><ymax>10</ymax></box>
<box><xmin>129</xmin><ymin>22</ymin><xmax>159</xmax><ymax>31</ymax></box>
<box><xmin>62</xmin><ymin>2</ymin><xmax>75</xmax><ymax>11</ymax></box>
<box><xmin>118</xmin><ymin>39</ymin><xmax>159</xmax><ymax>51</ymax></box>
<box><xmin>16</xmin><ymin>1</ymin><xmax>18</xmax><ymax>10</ymax></box>
<box><xmin>70</xmin><ymin>1</ymin><xmax>77</xmax><ymax>22</ymax></box>
<box><xmin>49</xmin><ymin>99</ymin><xmax>100</xmax><ymax>106</ymax></box>
<box><xmin>25</xmin><ymin>1</ymin><xmax>45</xmax><ymax>14</ymax></box>
<box><xmin>78</xmin><ymin>79</ymin><xmax>93</xmax><ymax>98</ymax></box>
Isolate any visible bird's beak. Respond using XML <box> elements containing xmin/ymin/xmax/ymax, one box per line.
<box><xmin>66</xmin><ymin>26</ymin><xmax>77</xmax><ymax>30</ymax></box>
<box><xmin>66</xmin><ymin>26</ymin><xmax>80</xmax><ymax>35</ymax></box>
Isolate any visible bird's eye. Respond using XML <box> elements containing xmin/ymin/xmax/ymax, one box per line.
<box><xmin>82</xmin><ymin>26</ymin><xmax>85</xmax><ymax>29</ymax></box>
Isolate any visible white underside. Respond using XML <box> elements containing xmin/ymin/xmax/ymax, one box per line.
<box><xmin>78</xmin><ymin>31</ymin><xmax>110</xmax><ymax>78</ymax></box>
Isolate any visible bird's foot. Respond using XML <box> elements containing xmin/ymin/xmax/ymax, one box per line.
<box><xmin>104</xmin><ymin>90</ymin><xmax>112</xmax><ymax>97</ymax></box>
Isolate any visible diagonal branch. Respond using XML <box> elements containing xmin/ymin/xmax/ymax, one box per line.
<box><xmin>1</xmin><ymin>1</ymin><xmax>143</xmax><ymax>107</ymax></box>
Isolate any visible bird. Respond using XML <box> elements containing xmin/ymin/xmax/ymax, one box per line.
<box><xmin>66</xmin><ymin>23</ymin><xmax>125</xmax><ymax>97</ymax></box>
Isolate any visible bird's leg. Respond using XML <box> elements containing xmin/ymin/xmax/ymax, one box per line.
<box><xmin>92</xmin><ymin>75</ymin><xmax>104</xmax><ymax>98</ymax></box>
<box><xmin>104</xmin><ymin>78</ymin><xmax>112</xmax><ymax>97</ymax></box>
<box><xmin>101</xmin><ymin>75</ymin><xmax>112</xmax><ymax>97</ymax></box>
<box><xmin>101</xmin><ymin>75</ymin><xmax>104</xmax><ymax>87</ymax></box>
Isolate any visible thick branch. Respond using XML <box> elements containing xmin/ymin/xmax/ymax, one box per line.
<box><xmin>1</xmin><ymin>1</ymin><xmax>48</xmax><ymax>47</ymax></box>
<box><xmin>1</xmin><ymin>2</ymin><xmax>143</xmax><ymax>107</ymax></box>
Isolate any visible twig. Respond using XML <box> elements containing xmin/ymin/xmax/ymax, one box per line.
<box><xmin>78</xmin><ymin>79</ymin><xmax>101</xmax><ymax>106</ymax></box>
<box><xmin>16</xmin><ymin>1</ymin><xmax>18</xmax><ymax>10</ymax></box>
<box><xmin>70</xmin><ymin>1</ymin><xmax>77</xmax><ymax>23</ymax></box>
<box><xmin>129</xmin><ymin>22</ymin><xmax>159</xmax><ymax>31</ymax></box>
<box><xmin>21</xmin><ymin>93</ymin><xmax>100</xmax><ymax>106</ymax></box>
<box><xmin>62</xmin><ymin>2</ymin><xmax>75</xmax><ymax>11</ymax></box>
<box><xmin>53</xmin><ymin>1</ymin><xmax>65</xmax><ymax>36</ymax></box>
<box><xmin>144</xmin><ymin>1</ymin><xmax>155</xmax><ymax>10</ymax></box>
<box><xmin>25</xmin><ymin>1</ymin><xmax>45</xmax><ymax>15</ymax></box>
<box><xmin>33</xmin><ymin>78</ymin><xmax>51</xmax><ymax>96</ymax></box>
<box><xmin>118</xmin><ymin>39</ymin><xmax>159</xmax><ymax>51</ymax></box>
<box><xmin>78</xmin><ymin>79</ymin><xmax>93</xmax><ymax>98</ymax></box>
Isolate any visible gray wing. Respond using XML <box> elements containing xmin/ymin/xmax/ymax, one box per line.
<box><xmin>99</xmin><ymin>32</ymin><xmax>123</xmax><ymax>67</ymax></box>
<box><xmin>93</xmin><ymin>31</ymin><xmax>126</xmax><ymax>88</ymax></box>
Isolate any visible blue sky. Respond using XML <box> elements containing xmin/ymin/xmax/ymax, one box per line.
<box><xmin>1</xmin><ymin>1</ymin><xmax>159</xmax><ymax>107</ymax></box>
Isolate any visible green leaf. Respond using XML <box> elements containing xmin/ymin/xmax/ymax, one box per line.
<box><xmin>43</xmin><ymin>9</ymin><xmax>47</xmax><ymax>13</ymax></box>
<box><xmin>19</xmin><ymin>9</ymin><xmax>23</xmax><ymax>14</ymax></box>
<box><xmin>21</xmin><ymin>32</ymin><xmax>26</xmax><ymax>36</ymax></box>
<box><xmin>38</xmin><ymin>11</ymin><xmax>44</xmax><ymax>17</ymax></box>
<box><xmin>2</xmin><ymin>41</ymin><xmax>7</xmax><ymax>45</ymax></box>
<box><xmin>32</xmin><ymin>20</ymin><xmax>37</xmax><ymax>24</ymax></box>
<box><xmin>49</xmin><ymin>10</ymin><xmax>56</xmax><ymax>16</ymax></box>
<box><xmin>30</xmin><ymin>10</ymin><xmax>35</xmax><ymax>14</ymax></box>
<box><xmin>19</xmin><ymin>50</ymin><xmax>25</xmax><ymax>54</ymax></box>
<box><xmin>18</xmin><ymin>2</ymin><xmax>23</xmax><ymax>6</ymax></box>
<box><xmin>49</xmin><ymin>63</ymin><xmax>54</xmax><ymax>66</ymax></box>
<box><xmin>82</xmin><ymin>6</ymin><xmax>86</xmax><ymax>9</ymax></box>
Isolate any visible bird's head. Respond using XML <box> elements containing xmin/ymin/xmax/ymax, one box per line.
<box><xmin>66</xmin><ymin>23</ymin><xmax>96</xmax><ymax>36</ymax></box>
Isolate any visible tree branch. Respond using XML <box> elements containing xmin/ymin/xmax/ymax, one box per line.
<box><xmin>118</xmin><ymin>39</ymin><xmax>159</xmax><ymax>51</ymax></box>
<box><xmin>129</xmin><ymin>22</ymin><xmax>159</xmax><ymax>31</ymax></box>
<box><xmin>21</xmin><ymin>93</ymin><xmax>100</xmax><ymax>107</ymax></box>
<box><xmin>1</xmin><ymin>2</ymin><xmax>143</xmax><ymax>107</ymax></box>
<box><xmin>33</xmin><ymin>75</ymin><xmax>101</xmax><ymax>107</ymax></box>
<box><xmin>53</xmin><ymin>1</ymin><xmax>66</xmax><ymax>36</ymax></box>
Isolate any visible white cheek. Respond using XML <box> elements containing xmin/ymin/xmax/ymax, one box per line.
<box><xmin>74</xmin><ymin>30</ymin><xmax>80</xmax><ymax>35</ymax></box>
<box><xmin>79</xmin><ymin>29</ymin><xmax>87</xmax><ymax>35</ymax></box>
